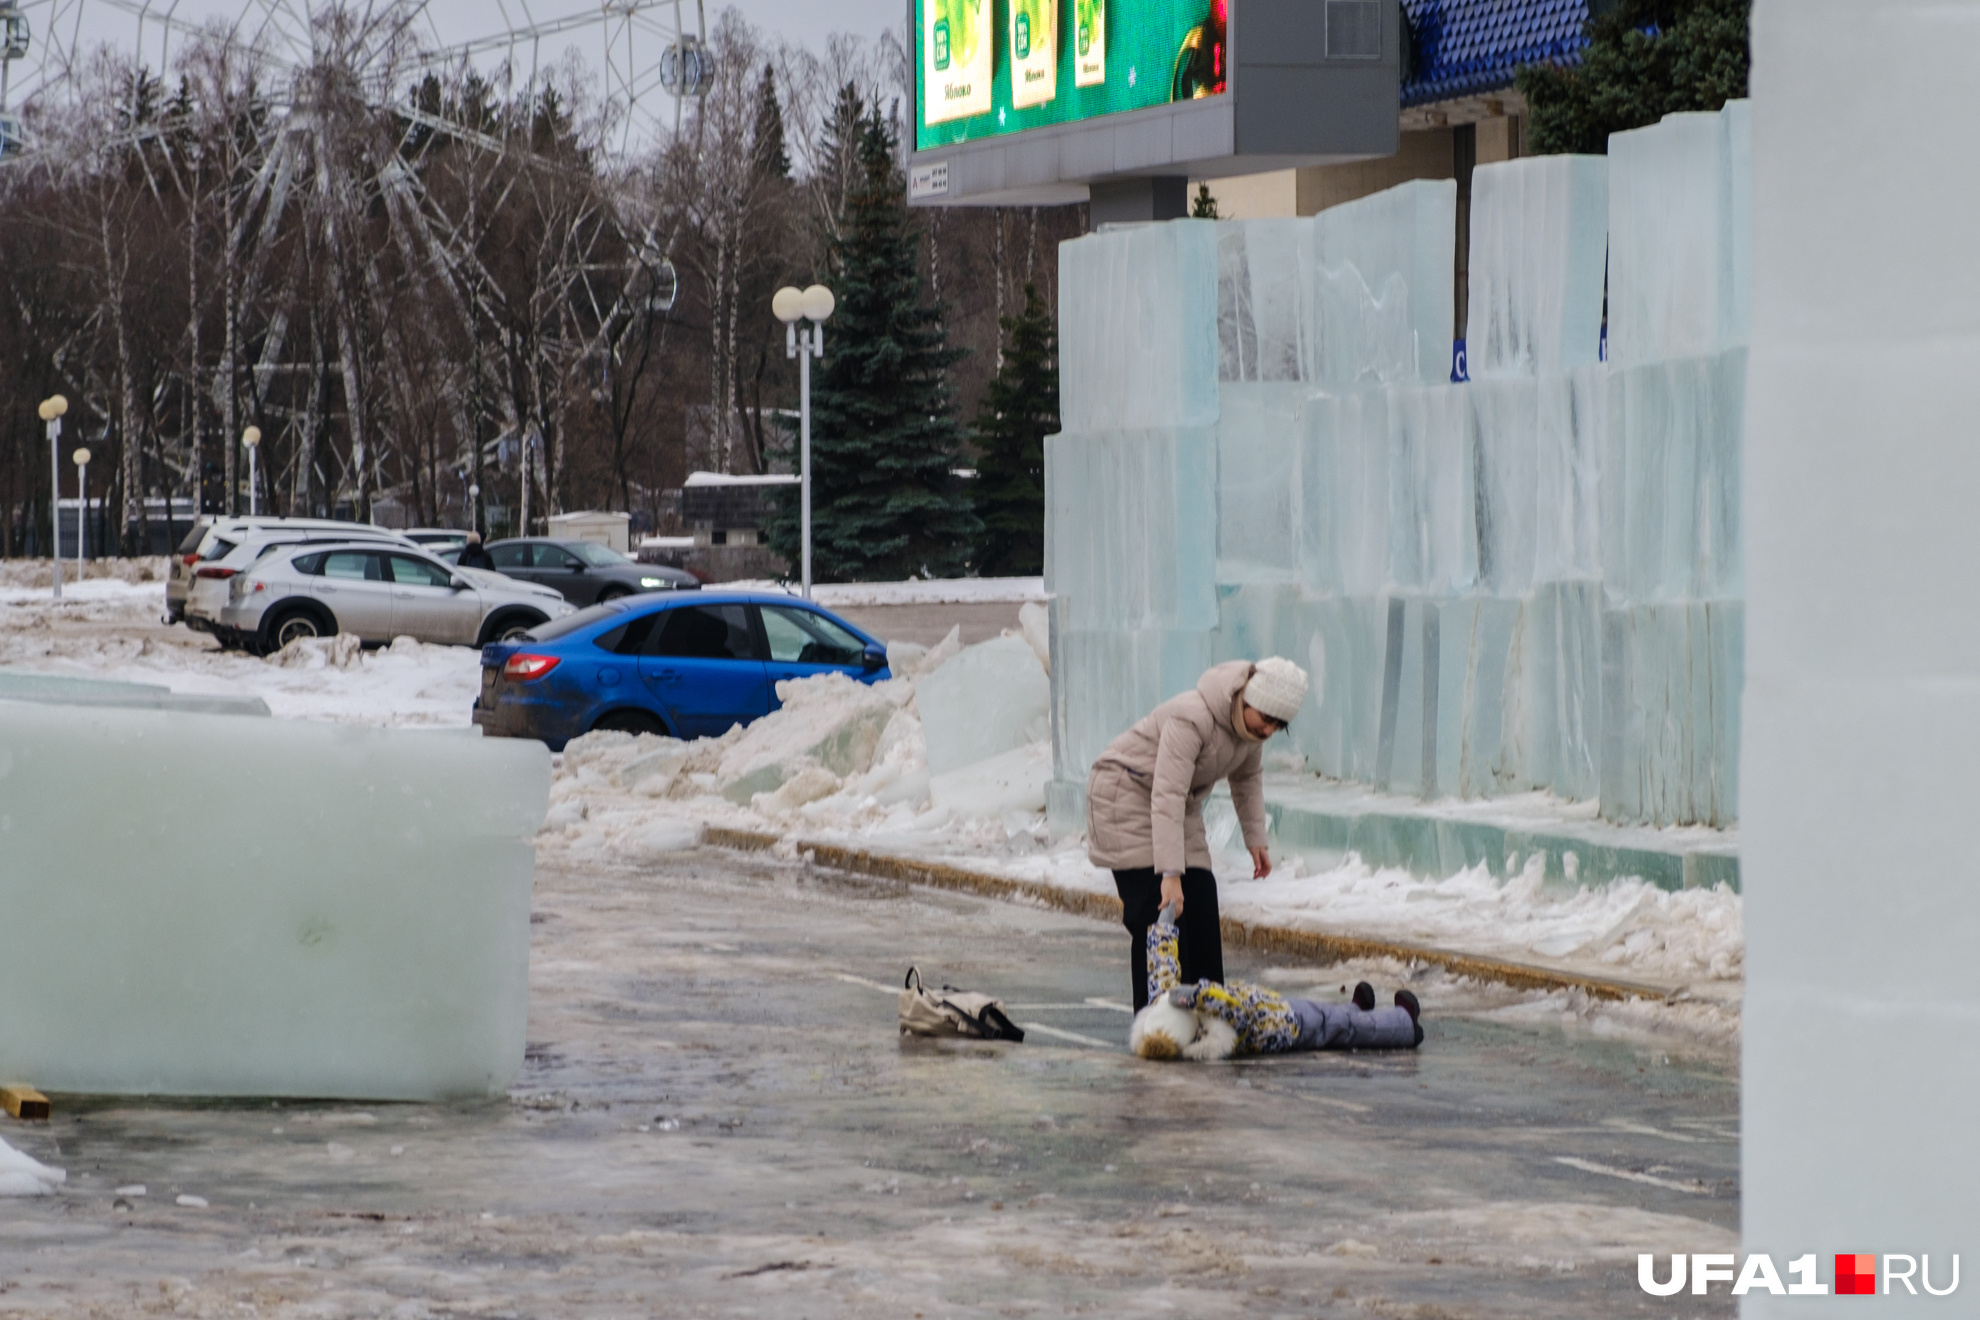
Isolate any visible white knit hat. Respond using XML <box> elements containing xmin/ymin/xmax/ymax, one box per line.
<box><xmin>1244</xmin><ymin>657</ymin><xmax>1308</xmax><ymax>724</ymax></box>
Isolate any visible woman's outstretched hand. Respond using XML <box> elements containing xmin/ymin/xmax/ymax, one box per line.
<box><xmin>1250</xmin><ymin>846</ymin><xmax>1272</xmax><ymax>879</ymax></box>
<box><xmin>1160</xmin><ymin>872</ymin><xmax>1185</xmax><ymax>916</ymax></box>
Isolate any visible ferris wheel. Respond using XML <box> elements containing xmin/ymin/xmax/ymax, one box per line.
<box><xmin>0</xmin><ymin>0</ymin><xmax>712</xmax><ymax>158</ymax></box>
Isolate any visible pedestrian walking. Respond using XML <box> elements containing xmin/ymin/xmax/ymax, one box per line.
<box><xmin>1084</xmin><ymin>656</ymin><xmax>1309</xmax><ymax>1010</ymax></box>
<box><xmin>456</xmin><ymin>532</ymin><xmax>496</xmax><ymax>570</ymax></box>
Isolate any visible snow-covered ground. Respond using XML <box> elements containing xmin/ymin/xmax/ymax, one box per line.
<box><xmin>1</xmin><ymin>564</ymin><xmax>1741</xmax><ymax>1050</ymax></box>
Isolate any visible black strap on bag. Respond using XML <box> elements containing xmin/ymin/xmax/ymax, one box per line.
<box><xmin>898</xmin><ymin>966</ymin><xmax>1025</xmax><ymax>1043</ymax></box>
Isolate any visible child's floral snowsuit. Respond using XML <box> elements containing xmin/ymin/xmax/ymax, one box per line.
<box><xmin>1146</xmin><ymin>918</ymin><xmax>1300</xmax><ymax>1054</ymax></box>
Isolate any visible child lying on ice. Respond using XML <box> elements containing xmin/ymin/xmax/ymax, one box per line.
<box><xmin>1129</xmin><ymin>907</ymin><xmax>1423</xmax><ymax>1060</ymax></box>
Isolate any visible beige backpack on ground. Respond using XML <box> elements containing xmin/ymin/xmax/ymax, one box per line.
<box><xmin>897</xmin><ymin>967</ymin><xmax>1026</xmax><ymax>1042</ymax></box>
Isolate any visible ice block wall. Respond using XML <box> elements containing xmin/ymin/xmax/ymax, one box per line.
<box><xmin>0</xmin><ymin>701</ymin><xmax>549</xmax><ymax>1099</ymax></box>
<box><xmin>1743</xmin><ymin>2</ymin><xmax>1973</xmax><ymax>1302</ymax></box>
<box><xmin>1047</xmin><ymin>220</ymin><xmax>1221</xmax><ymax>787</ymax></box>
<box><xmin>1050</xmin><ymin>105</ymin><xmax>1749</xmax><ymax>832</ymax></box>
<box><xmin>1599</xmin><ymin>103</ymin><xmax>1748</xmax><ymax>826</ymax></box>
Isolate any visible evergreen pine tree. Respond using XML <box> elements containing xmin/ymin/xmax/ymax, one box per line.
<box><xmin>971</xmin><ymin>283</ymin><xmax>1056</xmax><ymax>577</ymax></box>
<box><xmin>765</xmin><ymin>106</ymin><xmax>978</xmax><ymax>581</ymax></box>
<box><xmin>752</xmin><ymin>63</ymin><xmax>791</xmax><ymax>182</ymax></box>
<box><xmin>1516</xmin><ymin>0</ymin><xmax>1748</xmax><ymax>154</ymax></box>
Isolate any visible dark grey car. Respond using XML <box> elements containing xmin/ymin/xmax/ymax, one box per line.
<box><xmin>485</xmin><ymin>538</ymin><xmax>699</xmax><ymax>607</ymax></box>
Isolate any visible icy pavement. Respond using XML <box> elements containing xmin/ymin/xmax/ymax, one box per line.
<box><xmin>0</xmin><ymin>566</ymin><xmax>1743</xmax><ymax>1043</ymax></box>
<box><xmin>0</xmin><ymin>849</ymin><xmax>1737</xmax><ymax>1318</ymax></box>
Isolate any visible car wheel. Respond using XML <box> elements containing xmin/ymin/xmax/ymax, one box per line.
<box><xmin>595</xmin><ymin>585</ymin><xmax>631</xmax><ymax>603</ymax></box>
<box><xmin>592</xmin><ymin>709</ymin><xmax>666</xmax><ymax>737</ymax></box>
<box><xmin>266</xmin><ymin>608</ymin><xmax>329</xmax><ymax>652</ymax></box>
<box><xmin>480</xmin><ymin>611</ymin><xmax>546</xmax><ymax>646</ymax></box>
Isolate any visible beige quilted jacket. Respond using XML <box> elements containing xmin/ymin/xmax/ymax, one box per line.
<box><xmin>1084</xmin><ymin>660</ymin><xmax>1269</xmax><ymax>876</ymax></box>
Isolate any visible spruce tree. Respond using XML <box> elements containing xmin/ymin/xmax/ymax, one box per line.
<box><xmin>752</xmin><ymin>63</ymin><xmax>790</xmax><ymax>182</ymax></box>
<box><xmin>1517</xmin><ymin>0</ymin><xmax>1748</xmax><ymax>154</ymax></box>
<box><xmin>971</xmin><ymin>283</ymin><xmax>1056</xmax><ymax>577</ymax></box>
<box><xmin>766</xmin><ymin>107</ymin><xmax>978</xmax><ymax>581</ymax></box>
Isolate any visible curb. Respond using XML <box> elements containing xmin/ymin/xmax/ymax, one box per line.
<box><xmin>703</xmin><ymin>827</ymin><xmax>1673</xmax><ymax>1003</ymax></box>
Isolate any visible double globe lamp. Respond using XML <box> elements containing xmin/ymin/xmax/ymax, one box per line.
<box><xmin>770</xmin><ymin>283</ymin><xmax>834</xmax><ymax>600</ymax></box>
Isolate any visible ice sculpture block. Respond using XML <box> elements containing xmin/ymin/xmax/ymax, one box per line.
<box><xmin>1057</xmin><ymin>220</ymin><xmax>1219</xmax><ymax>432</ymax></box>
<box><xmin>1466</xmin><ymin>155</ymin><xmax>1609</xmax><ymax>378</ymax></box>
<box><xmin>917</xmin><ymin>636</ymin><xmax>1050</xmax><ymax>775</ymax></box>
<box><xmin>0</xmin><ymin>700</ymin><xmax>549</xmax><ymax>1099</ymax></box>
<box><xmin>1216</xmin><ymin>383</ymin><xmax>1307</xmax><ymax>578</ymax></box>
<box><xmin>1607</xmin><ymin>101</ymin><xmax>1751</xmax><ymax>367</ymax></box>
<box><xmin>1218</xmin><ymin>219</ymin><xmax>1313</xmax><ymax>383</ymax></box>
<box><xmin>1045</xmin><ymin>426</ymin><xmax>1217</xmax><ymax>632</ymax></box>
<box><xmin>0</xmin><ymin>671</ymin><xmax>270</xmax><ymax>717</ymax></box>
<box><xmin>1312</xmin><ymin>179</ymin><xmax>1456</xmax><ymax>388</ymax></box>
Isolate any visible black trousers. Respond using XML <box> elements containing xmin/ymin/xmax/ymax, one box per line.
<box><xmin>1113</xmin><ymin>866</ymin><xmax>1223</xmax><ymax>1012</ymax></box>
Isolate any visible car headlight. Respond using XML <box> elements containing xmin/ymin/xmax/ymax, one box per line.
<box><xmin>639</xmin><ymin>577</ymin><xmax>666</xmax><ymax>588</ymax></box>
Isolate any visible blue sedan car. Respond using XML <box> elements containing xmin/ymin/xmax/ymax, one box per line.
<box><xmin>472</xmin><ymin>590</ymin><xmax>891</xmax><ymax>750</ymax></box>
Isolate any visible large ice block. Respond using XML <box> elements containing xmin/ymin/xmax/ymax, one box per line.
<box><xmin>1606</xmin><ymin>102</ymin><xmax>1751</xmax><ymax>368</ymax></box>
<box><xmin>1049</xmin><ymin>616</ymin><xmax>1215</xmax><ymax>782</ymax></box>
<box><xmin>1599</xmin><ymin>348</ymin><xmax>1746</xmax><ymax>604</ymax></box>
<box><xmin>1218</xmin><ymin>220</ymin><xmax>1311</xmax><ymax>383</ymax></box>
<box><xmin>1312</xmin><ymin>180</ymin><xmax>1456</xmax><ymax>388</ymax></box>
<box><xmin>917</xmin><ymin>636</ymin><xmax>1049</xmax><ymax>775</ymax></box>
<box><xmin>1058</xmin><ymin>220</ymin><xmax>1220</xmax><ymax>432</ymax></box>
<box><xmin>1298</xmin><ymin>389</ymin><xmax>1393</xmax><ymax>597</ymax></box>
<box><xmin>0</xmin><ymin>671</ymin><xmax>270</xmax><ymax>717</ymax></box>
<box><xmin>1466</xmin><ymin>155</ymin><xmax>1609</xmax><ymax>378</ymax></box>
<box><xmin>0</xmin><ymin>701</ymin><xmax>548</xmax><ymax>1099</ymax></box>
<box><xmin>1216</xmin><ymin>383</ymin><xmax>1308</xmax><ymax>580</ymax></box>
<box><xmin>1045</xmin><ymin>427</ymin><xmax>1217</xmax><ymax>632</ymax></box>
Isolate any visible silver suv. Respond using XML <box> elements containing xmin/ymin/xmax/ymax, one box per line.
<box><xmin>206</xmin><ymin>541</ymin><xmax>575</xmax><ymax>654</ymax></box>
<box><xmin>184</xmin><ymin>527</ymin><xmax>425</xmax><ymax>641</ymax></box>
<box><xmin>168</xmin><ymin>516</ymin><xmax>404</xmax><ymax>624</ymax></box>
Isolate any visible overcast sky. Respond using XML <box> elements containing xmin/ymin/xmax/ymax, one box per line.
<box><xmin>56</xmin><ymin>0</ymin><xmax>906</xmax><ymax>67</ymax></box>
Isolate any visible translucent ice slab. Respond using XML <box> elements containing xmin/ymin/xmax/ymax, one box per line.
<box><xmin>1058</xmin><ymin>220</ymin><xmax>1220</xmax><ymax>432</ymax></box>
<box><xmin>0</xmin><ymin>671</ymin><xmax>270</xmax><ymax>717</ymax></box>
<box><xmin>917</xmin><ymin>636</ymin><xmax>1049</xmax><ymax>776</ymax></box>
<box><xmin>1217</xmin><ymin>383</ymin><xmax>1308</xmax><ymax>580</ymax></box>
<box><xmin>0</xmin><ymin>700</ymin><xmax>549</xmax><ymax>1099</ymax></box>
<box><xmin>1312</xmin><ymin>179</ymin><xmax>1456</xmax><ymax>388</ymax></box>
<box><xmin>1466</xmin><ymin>155</ymin><xmax>1609</xmax><ymax>378</ymax></box>
<box><xmin>1045</xmin><ymin>427</ymin><xmax>1217</xmax><ymax>633</ymax></box>
<box><xmin>1607</xmin><ymin>101</ymin><xmax>1751</xmax><ymax>368</ymax></box>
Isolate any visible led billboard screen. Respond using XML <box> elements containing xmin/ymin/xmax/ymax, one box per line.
<box><xmin>915</xmin><ymin>0</ymin><xmax>1229</xmax><ymax>152</ymax></box>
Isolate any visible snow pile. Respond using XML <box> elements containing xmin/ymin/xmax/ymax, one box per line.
<box><xmin>0</xmin><ymin>556</ymin><xmax>166</xmax><ymax>592</ymax></box>
<box><xmin>0</xmin><ymin>1138</ymin><xmax>65</xmax><ymax>1197</ymax></box>
<box><xmin>0</xmin><ymin>581</ymin><xmax>479</xmax><ymax>726</ymax></box>
<box><xmin>1224</xmin><ymin>851</ymin><xmax>1743</xmax><ymax>984</ymax></box>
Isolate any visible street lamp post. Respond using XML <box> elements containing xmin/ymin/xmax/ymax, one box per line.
<box><xmin>242</xmin><ymin>426</ymin><xmax>262</xmax><ymax>516</ymax></box>
<box><xmin>469</xmin><ymin>482</ymin><xmax>480</xmax><ymax>534</ymax></box>
<box><xmin>772</xmin><ymin>283</ymin><xmax>835</xmax><ymax>600</ymax></box>
<box><xmin>37</xmin><ymin>394</ymin><xmax>66</xmax><ymax>600</ymax></box>
<box><xmin>72</xmin><ymin>446</ymin><xmax>89</xmax><ymax>577</ymax></box>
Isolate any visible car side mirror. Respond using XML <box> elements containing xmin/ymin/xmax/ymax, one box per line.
<box><xmin>861</xmin><ymin>643</ymin><xmax>887</xmax><ymax>672</ymax></box>
<box><xmin>449</xmin><ymin>576</ymin><xmax>471</xmax><ymax>591</ymax></box>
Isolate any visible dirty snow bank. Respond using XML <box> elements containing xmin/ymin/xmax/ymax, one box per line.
<box><xmin>535</xmin><ymin>601</ymin><xmax>1742</xmax><ymax>1049</ymax></box>
<box><xmin>0</xmin><ymin>1137</ymin><xmax>65</xmax><ymax>1196</ymax></box>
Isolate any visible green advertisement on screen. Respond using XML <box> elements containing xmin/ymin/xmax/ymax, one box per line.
<box><xmin>916</xmin><ymin>0</ymin><xmax>1227</xmax><ymax>150</ymax></box>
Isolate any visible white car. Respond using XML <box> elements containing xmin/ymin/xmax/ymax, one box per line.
<box><xmin>168</xmin><ymin>516</ymin><xmax>405</xmax><ymax>624</ymax></box>
<box><xmin>185</xmin><ymin>527</ymin><xmax>425</xmax><ymax>641</ymax></box>
<box><xmin>206</xmin><ymin>541</ymin><xmax>575</xmax><ymax>653</ymax></box>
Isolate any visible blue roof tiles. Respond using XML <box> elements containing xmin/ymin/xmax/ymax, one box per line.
<box><xmin>1402</xmin><ymin>0</ymin><xmax>1590</xmax><ymax>107</ymax></box>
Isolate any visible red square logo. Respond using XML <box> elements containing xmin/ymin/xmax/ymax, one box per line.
<box><xmin>1836</xmin><ymin>1253</ymin><xmax>1877</xmax><ymax>1295</ymax></box>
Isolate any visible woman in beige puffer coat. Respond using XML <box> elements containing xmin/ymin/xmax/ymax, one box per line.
<box><xmin>1086</xmin><ymin>656</ymin><xmax>1309</xmax><ymax>1010</ymax></box>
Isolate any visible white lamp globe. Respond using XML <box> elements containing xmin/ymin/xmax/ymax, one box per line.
<box><xmin>72</xmin><ymin>447</ymin><xmax>89</xmax><ymax>467</ymax></box>
<box><xmin>800</xmin><ymin>284</ymin><xmax>836</xmax><ymax>322</ymax></box>
<box><xmin>772</xmin><ymin>286</ymin><xmax>805</xmax><ymax>323</ymax></box>
<box><xmin>243</xmin><ymin>425</ymin><xmax>262</xmax><ymax>448</ymax></box>
<box><xmin>39</xmin><ymin>395</ymin><xmax>67</xmax><ymax>421</ymax></box>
